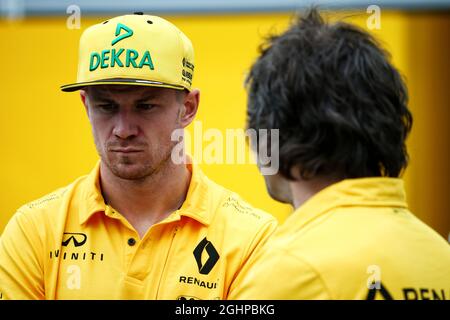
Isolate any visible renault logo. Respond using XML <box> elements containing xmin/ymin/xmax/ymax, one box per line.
<box><xmin>366</xmin><ymin>282</ymin><xmax>393</xmax><ymax>300</ymax></box>
<box><xmin>193</xmin><ymin>237</ymin><xmax>219</xmax><ymax>275</ymax></box>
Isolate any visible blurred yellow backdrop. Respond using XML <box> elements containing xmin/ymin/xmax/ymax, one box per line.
<box><xmin>0</xmin><ymin>11</ymin><xmax>449</xmax><ymax>238</ymax></box>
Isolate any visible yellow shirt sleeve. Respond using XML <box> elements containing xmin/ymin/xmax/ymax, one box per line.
<box><xmin>0</xmin><ymin>210</ymin><xmax>45</xmax><ymax>300</ymax></box>
<box><xmin>228</xmin><ymin>249</ymin><xmax>331</xmax><ymax>300</ymax></box>
<box><xmin>226</xmin><ymin>218</ymin><xmax>278</xmax><ymax>298</ymax></box>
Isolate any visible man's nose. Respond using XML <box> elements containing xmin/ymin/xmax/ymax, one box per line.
<box><xmin>112</xmin><ymin>111</ymin><xmax>139</xmax><ymax>139</ymax></box>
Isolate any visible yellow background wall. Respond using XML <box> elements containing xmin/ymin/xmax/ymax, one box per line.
<box><xmin>0</xmin><ymin>11</ymin><xmax>449</xmax><ymax>239</ymax></box>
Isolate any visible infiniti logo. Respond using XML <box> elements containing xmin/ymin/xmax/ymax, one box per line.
<box><xmin>62</xmin><ymin>232</ymin><xmax>87</xmax><ymax>247</ymax></box>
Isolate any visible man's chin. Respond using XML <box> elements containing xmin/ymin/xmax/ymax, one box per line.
<box><xmin>267</xmin><ymin>187</ymin><xmax>292</xmax><ymax>204</ymax></box>
<box><xmin>264</xmin><ymin>175</ymin><xmax>293</xmax><ymax>204</ymax></box>
<box><xmin>107</xmin><ymin>161</ymin><xmax>153</xmax><ymax>180</ymax></box>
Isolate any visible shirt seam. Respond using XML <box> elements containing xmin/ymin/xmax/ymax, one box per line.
<box><xmin>243</xmin><ymin>218</ymin><xmax>277</xmax><ymax>261</ymax></box>
<box><xmin>226</xmin><ymin>218</ymin><xmax>276</xmax><ymax>299</ymax></box>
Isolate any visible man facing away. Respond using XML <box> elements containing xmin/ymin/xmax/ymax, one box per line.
<box><xmin>229</xmin><ymin>9</ymin><xmax>450</xmax><ymax>300</ymax></box>
<box><xmin>0</xmin><ymin>13</ymin><xmax>277</xmax><ymax>299</ymax></box>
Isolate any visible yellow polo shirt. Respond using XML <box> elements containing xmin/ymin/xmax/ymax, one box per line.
<box><xmin>229</xmin><ymin>178</ymin><xmax>450</xmax><ymax>300</ymax></box>
<box><xmin>0</xmin><ymin>162</ymin><xmax>277</xmax><ymax>300</ymax></box>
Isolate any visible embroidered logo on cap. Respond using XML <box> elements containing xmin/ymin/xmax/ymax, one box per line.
<box><xmin>111</xmin><ymin>23</ymin><xmax>134</xmax><ymax>46</ymax></box>
<box><xmin>88</xmin><ymin>23</ymin><xmax>154</xmax><ymax>72</ymax></box>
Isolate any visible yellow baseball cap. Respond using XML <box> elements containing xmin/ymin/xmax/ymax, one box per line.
<box><xmin>61</xmin><ymin>13</ymin><xmax>194</xmax><ymax>92</ymax></box>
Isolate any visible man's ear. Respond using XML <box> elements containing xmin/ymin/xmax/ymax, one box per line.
<box><xmin>80</xmin><ymin>90</ymin><xmax>89</xmax><ymax>117</ymax></box>
<box><xmin>179</xmin><ymin>89</ymin><xmax>200</xmax><ymax>128</ymax></box>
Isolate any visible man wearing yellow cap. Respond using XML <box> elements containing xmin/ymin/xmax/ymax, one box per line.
<box><xmin>0</xmin><ymin>13</ymin><xmax>277</xmax><ymax>300</ymax></box>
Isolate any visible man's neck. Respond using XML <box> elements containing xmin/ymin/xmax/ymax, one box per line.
<box><xmin>99</xmin><ymin>160</ymin><xmax>191</xmax><ymax>238</ymax></box>
<box><xmin>289</xmin><ymin>176</ymin><xmax>341</xmax><ymax>210</ymax></box>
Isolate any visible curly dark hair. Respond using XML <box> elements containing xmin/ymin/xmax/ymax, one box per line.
<box><xmin>246</xmin><ymin>8</ymin><xmax>413</xmax><ymax>180</ymax></box>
